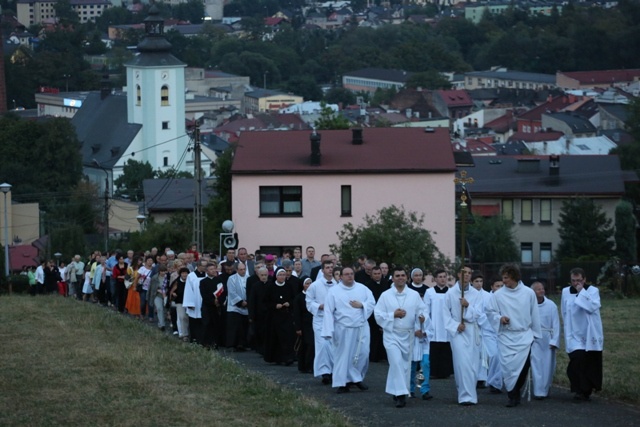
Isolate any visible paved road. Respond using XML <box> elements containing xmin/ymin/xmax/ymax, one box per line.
<box><xmin>223</xmin><ymin>349</ymin><xmax>639</xmax><ymax>427</ymax></box>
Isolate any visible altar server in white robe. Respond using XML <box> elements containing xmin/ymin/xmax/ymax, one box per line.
<box><xmin>530</xmin><ymin>281</ymin><xmax>560</xmax><ymax>399</ymax></box>
<box><xmin>425</xmin><ymin>269</ymin><xmax>454</xmax><ymax>379</ymax></box>
<box><xmin>487</xmin><ymin>264</ymin><xmax>541</xmax><ymax>408</ymax></box>
<box><xmin>306</xmin><ymin>260</ymin><xmax>336</xmax><ymax>384</ymax></box>
<box><xmin>561</xmin><ymin>267</ymin><xmax>604</xmax><ymax>402</ymax></box>
<box><xmin>443</xmin><ymin>266</ymin><xmax>483</xmax><ymax>406</ymax></box>
<box><xmin>485</xmin><ymin>279</ymin><xmax>504</xmax><ymax>393</ymax></box>
<box><xmin>322</xmin><ymin>267</ymin><xmax>375</xmax><ymax>393</ymax></box>
<box><xmin>471</xmin><ymin>272</ymin><xmax>491</xmax><ymax>389</ymax></box>
<box><xmin>374</xmin><ymin>267</ymin><xmax>426</xmax><ymax>408</ymax></box>
<box><xmin>182</xmin><ymin>259</ymin><xmax>208</xmax><ymax>344</ymax></box>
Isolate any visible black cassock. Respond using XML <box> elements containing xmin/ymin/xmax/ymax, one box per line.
<box><xmin>200</xmin><ymin>275</ymin><xmax>224</xmax><ymax>349</ymax></box>
<box><xmin>263</xmin><ymin>281</ymin><xmax>295</xmax><ymax>365</ymax></box>
<box><xmin>292</xmin><ymin>291</ymin><xmax>314</xmax><ymax>373</ymax></box>
<box><xmin>248</xmin><ymin>279</ymin><xmax>269</xmax><ymax>355</ymax></box>
<box><xmin>367</xmin><ymin>278</ymin><xmax>389</xmax><ymax>362</ymax></box>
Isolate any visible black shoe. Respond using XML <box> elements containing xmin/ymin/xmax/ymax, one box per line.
<box><xmin>410</xmin><ymin>392</ymin><xmax>416</xmax><ymax>398</ymax></box>
<box><xmin>533</xmin><ymin>395</ymin><xmax>546</xmax><ymax>400</ymax></box>
<box><xmin>395</xmin><ymin>395</ymin><xmax>406</xmax><ymax>408</ymax></box>
<box><xmin>354</xmin><ymin>382</ymin><xmax>369</xmax><ymax>391</ymax></box>
<box><xmin>422</xmin><ymin>392</ymin><xmax>433</xmax><ymax>400</ymax></box>
<box><xmin>573</xmin><ymin>393</ymin><xmax>591</xmax><ymax>402</ymax></box>
<box><xmin>476</xmin><ymin>381</ymin><xmax>487</xmax><ymax>389</ymax></box>
<box><xmin>460</xmin><ymin>401</ymin><xmax>476</xmax><ymax>406</ymax></box>
<box><xmin>321</xmin><ymin>374</ymin><xmax>331</xmax><ymax>385</ymax></box>
<box><xmin>506</xmin><ymin>398</ymin><xmax>519</xmax><ymax>408</ymax></box>
<box><xmin>337</xmin><ymin>386</ymin><xmax>350</xmax><ymax>394</ymax></box>
<box><xmin>489</xmin><ymin>386</ymin><xmax>502</xmax><ymax>394</ymax></box>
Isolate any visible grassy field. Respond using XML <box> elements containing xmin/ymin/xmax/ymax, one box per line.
<box><xmin>0</xmin><ymin>296</ymin><xmax>351</xmax><ymax>427</ymax></box>
<box><xmin>551</xmin><ymin>294</ymin><xmax>640</xmax><ymax>405</ymax></box>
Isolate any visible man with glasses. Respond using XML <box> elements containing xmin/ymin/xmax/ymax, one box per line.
<box><xmin>561</xmin><ymin>267</ymin><xmax>603</xmax><ymax>402</ymax></box>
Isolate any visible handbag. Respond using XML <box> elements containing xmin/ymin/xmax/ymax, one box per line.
<box><xmin>124</xmin><ymin>274</ymin><xmax>133</xmax><ymax>289</ymax></box>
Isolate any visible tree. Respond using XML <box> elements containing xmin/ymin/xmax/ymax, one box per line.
<box><xmin>615</xmin><ymin>200</ymin><xmax>637</xmax><ymax>262</ymax></box>
<box><xmin>173</xmin><ymin>0</ymin><xmax>205</xmax><ymax>24</ymax></box>
<box><xmin>324</xmin><ymin>87</ymin><xmax>356</xmax><ymax>106</ymax></box>
<box><xmin>155</xmin><ymin>168</ymin><xmax>194</xmax><ymax>179</ymax></box>
<box><xmin>556</xmin><ymin>198</ymin><xmax>614</xmax><ymax>260</ymax></box>
<box><xmin>127</xmin><ymin>213</ymin><xmax>193</xmax><ymax>252</ymax></box>
<box><xmin>330</xmin><ymin>205</ymin><xmax>447</xmax><ymax>270</ymax></box>
<box><xmin>406</xmin><ymin>70</ymin><xmax>452</xmax><ymax>90</ymax></box>
<box><xmin>314</xmin><ymin>102</ymin><xmax>350</xmax><ymax>130</ymax></box>
<box><xmin>203</xmin><ymin>146</ymin><xmax>234</xmax><ymax>244</ymax></box>
<box><xmin>466</xmin><ymin>216</ymin><xmax>519</xmax><ymax>263</ymax></box>
<box><xmin>114</xmin><ymin>159</ymin><xmax>155</xmax><ymax>201</ymax></box>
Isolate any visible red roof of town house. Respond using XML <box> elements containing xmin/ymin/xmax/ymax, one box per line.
<box><xmin>436</xmin><ymin>90</ymin><xmax>473</xmax><ymax>107</ymax></box>
<box><xmin>508</xmin><ymin>131</ymin><xmax>564</xmax><ymax>143</ymax></box>
<box><xmin>9</xmin><ymin>244</ymin><xmax>38</xmax><ymax>271</ymax></box>
<box><xmin>264</xmin><ymin>17</ymin><xmax>285</xmax><ymax>26</ymax></box>
<box><xmin>485</xmin><ymin>110</ymin><xmax>516</xmax><ymax>134</ymax></box>
<box><xmin>232</xmin><ymin>127</ymin><xmax>456</xmax><ymax>174</ymax></box>
<box><xmin>517</xmin><ymin>94</ymin><xmax>582</xmax><ymax>121</ymax></box>
<box><xmin>560</xmin><ymin>69</ymin><xmax>640</xmax><ymax>85</ymax></box>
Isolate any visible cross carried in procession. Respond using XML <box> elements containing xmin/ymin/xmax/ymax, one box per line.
<box><xmin>454</xmin><ymin>170</ymin><xmax>474</xmax><ymax>323</ymax></box>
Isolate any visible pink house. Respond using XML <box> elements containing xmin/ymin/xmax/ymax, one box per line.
<box><xmin>231</xmin><ymin>127</ymin><xmax>457</xmax><ymax>261</ymax></box>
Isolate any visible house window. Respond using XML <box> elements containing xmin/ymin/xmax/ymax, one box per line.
<box><xmin>161</xmin><ymin>85</ymin><xmax>169</xmax><ymax>106</ymax></box>
<box><xmin>162</xmin><ymin>121</ymin><xmax>169</xmax><ymax>129</ymax></box>
<box><xmin>540</xmin><ymin>243</ymin><xmax>552</xmax><ymax>264</ymax></box>
<box><xmin>260</xmin><ymin>186</ymin><xmax>302</xmax><ymax>216</ymax></box>
<box><xmin>521</xmin><ymin>243</ymin><xmax>533</xmax><ymax>264</ymax></box>
<box><xmin>540</xmin><ymin>199</ymin><xmax>552</xmax><ymax>223</ymax></box>
<box><xmin>136</xmin><ymin>84</ymin><xmax>141</xmax><ymax>105</ymax></box>
<box><xmin>341</xmin><ymin>185</ymin><xmax>352</xmax><ymax>216</ymax></box>
<box><xmin>521</xmin><ymin>199</ymin><xmax>533</xmax><ymax>223</ymax></box>
<box><xmin>163</xmin><ymin>157</ymin><xmax>168</xmax><ymax>167</ymax></box>
<box><xmin>502</xmin><ymin>199</ymin><xmax>513</xmax><ymax>221</ymax></box>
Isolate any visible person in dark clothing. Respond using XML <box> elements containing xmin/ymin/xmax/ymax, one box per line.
<box><xmin>293</xmin><ymin>276</ymin><xmax>315</xmax><ymax>373</ymax></box>
<box><xmin>248</xmin><ymin>266</ymin><xmax>270</xmax><ymax>355</ymax></box>
<box><xmin>263</xmin><ymin>268</ymin><xmax>295</xmax><ymax>365</ymax></box>
<box><xmin>200</xmin><ymin>262</ymin><xmax>224</xmax><ymax>349</ymax></box>
<box><xmin>366</xmin><ymin>266</ymin><xmax>389</xmax><ymax>362</ymax></box>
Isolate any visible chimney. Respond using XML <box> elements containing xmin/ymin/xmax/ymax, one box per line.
<box><xmin>352</xmin><ymin>127</ymin><xmax>363</xmax><ymax>145</ymax></box>
<box><xmin>549</xmin><ymin>155</ymin><xmax>560</xmax><ymax>176</ymax></box>
<box><xmin>310</xmin><ymin>130</ymin><xmax>321</xmax><ymax>166</ymax></box>
<box><xmin>100</xmin><ymin>72</ymin><xmax>111</xmax><ymax>100</ymax></box>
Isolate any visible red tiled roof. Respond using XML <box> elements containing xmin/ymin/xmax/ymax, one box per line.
<box><xmin>264</xmin><ymin>17</ymin><xmax>285</xmax><ymax>25</ymax></box>
<box><xmin>561</xmin><ymin>69</ymin><xmax>640</xmax><ymax>85</ymax></box>
<box><xmin>485</xmin><ymin>110</ymin><xmax>515</xmax><ymax>133</ymax></box>
<box><xmin>517</xmin><ymin>95</ymin><xmax>581</xmax><ymax>121</ymax></box>
<box><xmin>232</xmin><ymin>128</ymin><xmax>456</xmax><ymax>174</ymax></box>
<box><xmin>9</xmin><ymin>244</ymin><xmax>38</xmax><ymax>271</ymax></box>
<box><xmin>436</xmin><ymin>90</ymin><xmax>473</xmax><ymax>107</ymax></box>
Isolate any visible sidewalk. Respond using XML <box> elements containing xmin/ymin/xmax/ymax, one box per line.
<box><xmin>225</xmin><ymin>350</ymin><xmax>639</xmax><ymax>427</ymax></box>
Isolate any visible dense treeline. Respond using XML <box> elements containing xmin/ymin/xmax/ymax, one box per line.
<box><xmin>4</xmin><ymin>0</ymin><xmax>640</xmax><ymax>107</ymax></box>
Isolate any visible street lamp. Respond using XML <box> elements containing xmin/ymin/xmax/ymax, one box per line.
<box><xmin>136</xmin><ymin>214</ymin><xmax>146</xmax><ymax>232</ymax></box>
<box><xmin>54</xmin><ymin>252</ymin><xmax>62</xmax><ymax>266</ymax></box>
<box><xmin>1</xmin><ymin>183</ymin><xmax>12</xmax><ymax>284</ymax></box>
<box><xmin>93</xmin><ymin>159</ymin><xmax>109</xmax><ymax>253</ymax></box>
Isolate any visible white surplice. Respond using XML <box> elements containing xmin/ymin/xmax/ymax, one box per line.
<box><xmin>561</xmin><ymin>285</ymin><xmax>604</xmax><ymax>353</ymax></box>
<box><xmin>375</xmin><ymin>286</ymin><xmax>425</xmax><ymax>396</ymax></box>
<box><xmin>322</xmin><ymin>282</ymin><xmax>375</xmax><ymax>388</ymax></box>
<box><xmin>444</xmin><ymin>283</ymin><xmax>482</xmax><ymax>404</ymax></box>
<box><xmin>306</xmin><ymin>276</ymin><xmax>336</xmax><ymax>377</ymax></box>
<box><xmin>424</xmin><ymin>286</ymin><xmax>450</xmax><ymax>343</ymax></box>
<box><xmin>531</xmin><ymin>296</ymin><xmax>560</xmax><ymax>397</ymax></box>
<box><xmin>226</xmin><ymin>272</ymin><xmax>249</xmax><ymax>315</ymax></box>
<box><xmin>487</xmin><ymin>281</ymin><xmax>541</xmax><ymax>392</ymax></box>
<box><xmin>484</xmin><ymin>291</ymin><xmax>502</xmax><ymax>390</ymax></box>
<box><xmin>182</xmin><ymin>271</ymin><xmax>204</xmax><ymax>319</ymax></box>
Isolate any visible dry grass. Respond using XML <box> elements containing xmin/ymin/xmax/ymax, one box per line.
<box><xmin>0</xmin><ymin>296</ymin><xmax>351</xmax><ymax>427</ymax></box>
<box><xmin>552</xmin><ymin>294</ymin><xmax>640</xmax><ymax>405</ymax></box>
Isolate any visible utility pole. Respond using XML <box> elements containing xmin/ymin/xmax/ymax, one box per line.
<box><xmin>104</xmin><ymin>173</ymin><xmax>109</xmax><ymax>254</ymax></box>
<box><xmin>192</xmin><ymin>123</ymin><xmax>204</xmax><ymax>253</ymax></box>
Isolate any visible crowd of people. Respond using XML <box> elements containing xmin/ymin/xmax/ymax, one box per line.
<box><xmin>29</xmin><ymin>245</ymin><xmax>604</xmax><ymax>409</ymax></box>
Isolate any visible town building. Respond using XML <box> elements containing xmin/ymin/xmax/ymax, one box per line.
<box><xmin>464</xmin><ymin>68</ymin><xmax>556</xmax><ymax>91</ymax></box>
<box><xmin>17</xmin><ymin>0</ymin><xmax>111</xmax><ymax>26</ymax></box>
<box><xmin>231</xmin><ymin>127</ymin><xmax>457</xmax><ymax>259</ymax></box>
<box><xmin>342</xmin><ymin>68</ymin><xmax>413</xmax><ymax>94</ymax></box>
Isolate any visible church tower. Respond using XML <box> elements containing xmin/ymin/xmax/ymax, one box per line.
<box><xmin>125</xmin><ymin>6</ymin><xmax>188</xmax><ymax>173</ymax></box>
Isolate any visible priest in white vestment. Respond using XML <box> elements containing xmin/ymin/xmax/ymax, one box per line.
<box><xmin>322</xmin><ymin>267</ymin><xmax>375</xmax><ymax>393</ymax></box>
<box><xmin>443</xmin><ymin>267</ymin><xmax>483</xmax><ymax>405</ymax></box>
<box><xmin>485</xmin><ymin>279</ymin><xmax>504</xmax><ymax>393</ymax></box>
<box><xmin>487</xmin><ymin>264</ymin><xmax>541</xmax><ymax>407</ymax></box>
<box><xmin>374</xmin><ymin>267</ymin><xmax>426</xmax><ymax>408</ymax></box>
<box><xmin>306</xmin><ymin>260</ymin><xmax>336</xmax><ymax>384</ymax></box>
<box><xmin>530</xmin><ymin>281</ymin><xmax>560</xmax><ymax>399</ymax></box>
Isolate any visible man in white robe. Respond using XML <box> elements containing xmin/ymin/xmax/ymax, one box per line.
<box><xmin>443</xmin><ymin>266</ymin><xmax>483</xmax><ymax>405</ymax></box>
<box><xmin>530</xmin><ymin>281</ymin><xmax>560</xmax><ymax>399</ymax></box>
<box><xmin>374</xmin><ymin>267</ymin><xmax>425</xmax><ymax>408</ymax></box>
<box><xmin>322</xmin><ymin>267</ymin><xmax>375</xmax><ymax>393</ymax></box>
<box><xmin>487</xmin><ymin>264</ymin><xmax>541</xmax><ymax>408</ymax></box>
<box><xmin>306</xmin><ymin>260</ymin><xmax>336</xmax><ymax>384</ymax></box>
<box><xmin>486</xmin><ymin>279</ymin><xmax>504</xmax><ymax>393</ymax></box>
<box><xmin>561</xmin><ymin>267</ymin><xmax>604</xmax><ymax>402</ymax></box>
<box><xmin>471</xmin><ymin>272</ymin><xmax>490</xmax><ymax>389</ymax></box>
<box><xmin>182</xmin><ymin>259</ymin><xmax>208</xmax><ymax>344</ymax></box>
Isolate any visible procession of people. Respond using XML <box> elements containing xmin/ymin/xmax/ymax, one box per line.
<box><xmin>38</xmin><ymin>245</ymin><xmax>602</xmax><ymax>409</ymax></box>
